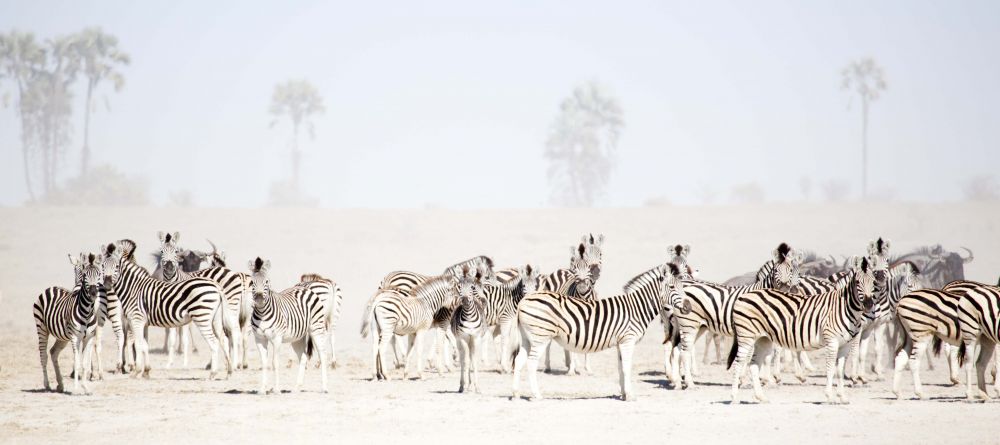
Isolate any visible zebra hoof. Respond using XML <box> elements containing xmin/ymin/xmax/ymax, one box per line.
<box><xmin>56</xmin><ymin>385</ymin><xmax>65</xmax><ymax>393</ymax></box>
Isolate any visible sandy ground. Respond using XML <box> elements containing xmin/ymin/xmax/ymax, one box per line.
<box><xmin>1</xmin><ymin>204</ymin><xmax>999</xmax><ymax>444</ymax></box>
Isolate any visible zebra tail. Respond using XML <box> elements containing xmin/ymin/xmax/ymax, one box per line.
<box><xmin>505</xmin><ymin>317</ymin><xmax>524</xmax><ymax>371</ymax></box>
<box><xmin>360</xmin><ymin>292</ymin><xmax>376</xmax><ymax>339</ymax></box>
<box><xmin>305</xmin><ymin>335</ymin><xmax>314</xmax><ymax>359</ymax></box>
<box><xmin>931</xmin><ymin>337</ymin><xmax>943</xmax><ymax>357</ymax></box>
<box><xmin>957</xmin><ymin>341</ymin><xmax>967</xmax><ymax>367</ymax></box>
<box><xmin>726</xmin><ymin>337</ymin><xmax>739</xmax><ymax>370</ymax></box>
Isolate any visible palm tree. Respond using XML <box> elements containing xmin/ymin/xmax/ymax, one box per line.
<box><xmin>544</xmin><ymin>81</ymin><xmax>624</xmax><ymax>206</ymax></box>
<box><xmin>0</xmin><ymin>30</ymin><xmax>45</xmax><ymax>201</ymax></box>
<box><xmin>74</xmin><ymin>27</ymin><xmax>129</xmax><ymax>177</ymax></box>
<box><xmin>268</xmin><ymin>79</ymin><xmax>324</xmax><ymax>191</ymax></box>
<box><xmin>841</xmin><ymin>58</ymin><xmax>887</xmax><ymax>199</ymax></box>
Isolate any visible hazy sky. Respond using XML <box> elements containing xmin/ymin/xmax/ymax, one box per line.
<box><xmin>1</xmin><ymin>0</ymin><xmax>998</xmax><ymax>207</ymax></box>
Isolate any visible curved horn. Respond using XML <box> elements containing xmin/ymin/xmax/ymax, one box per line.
<box><xmin>826</xmin><ymin>255</ymin><xmax>836</xmax><ymax>265</ymax></box>
<box><xmin>960</xmin><ymin>247</ymin><xmax>974</xmax><ymax>264</ymax></box>
<box><xmin>207</xmin><ymin>239</ymin><xmax>218</xmax><ymax>254</ymax></box>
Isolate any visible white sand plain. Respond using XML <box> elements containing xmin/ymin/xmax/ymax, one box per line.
<box><xmin>0</xmin><ymin>204</ymin><xmax>998</xmax><ymax>444</ymax></box>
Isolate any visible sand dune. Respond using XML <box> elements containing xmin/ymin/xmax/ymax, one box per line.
<box><xmin>1</xmin><ymin>204</ymin><xmax>998</xmax><ymax>444</ymax></box>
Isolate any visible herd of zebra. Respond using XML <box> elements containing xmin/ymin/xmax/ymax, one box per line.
<box><xmin>32</xmin><ymin>230</ymin><xmax>999</xmax><ymax>404</ymax></box>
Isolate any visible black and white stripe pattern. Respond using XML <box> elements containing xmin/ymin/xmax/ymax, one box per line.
<box><xmin>510</xmin><ymin>263</ymin><xmax>686</xmax><ymax>401</ymax></box>
<box><xmin>249</xmin><ymin>258</ymin><xmax>331</xmax><ymax>394</ymax></box>
<box><xmin>91</xmin><ymin>246</ymin><xmax>126</xmax><ymax>377</ymax></box>
<box><xmin>362</xmin><ymin>274</ymin><xmax>460</xmax><ymax>380</ymax></box>
<box><xmin>672</xmin><ymin>243</ymin><xmax>803</xmax><ymax>389</ymax></box>
<box><xmin>33</xmin><ymin>253</ymin><xmax>104</xmax><ymax>394</ymax></box>
<box><xmin>892</xmin><ymin>286</ymin><xmax>965</xmax><ymax>399</ymax></box>
<box><xmin>111</xmin><ymin>239</ymin><xmax>231</xmax><ymax>380</ymax></box>
<box><xmin>944</xmin><ymin>280</ymin><xmax>1000</xmax><ymax>400</ymax></box>
<box><xmin>299</xmin><ymin>273</ymin><xmax>343</xmax><ymax>369</ymax></box>
<box><xmin>450</xmin><ymin>266</ymin><xmax>488</xmax><ymax>393</ymax></box>
<box><xmin>480</xmin><ymin>264</ymin><xmax>542</xmax><ymax>372</ymax></box>
<box><xmin>539</xmin><ymin>243</ymin><xmax>601</xmax><ymax>373</ymax></box>
<box><xmin>727</xmin><ymin>256</ymin><xmax>878</xmax><ymax>404</ymax></box>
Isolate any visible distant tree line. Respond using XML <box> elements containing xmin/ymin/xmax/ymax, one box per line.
<box><xmin>0</xmin><ymin>28</ymin><xmax>143</xmax><ymax>205</ymax></box>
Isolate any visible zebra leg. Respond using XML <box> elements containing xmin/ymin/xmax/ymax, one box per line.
<box><xmin>749</xmin><ymin>340</ymin><xmax>772</xmax><ymax>403</ymax></box>
<box><xmin>328</xmin><ymin>327</ymin><xmax>337</xmax><ymax>370</ymax></box>
<box><xmin>256</xmin><ymin>335</ymin><xmax>269</xmax><ymax>393</ymax></box>
<box><xmin>702</xmin><ymin>334</ymin><xmax>713</xmax><ymax>365</ymax></box>
<box><xmin>457</xmin><ymin>335</ymin><xmax>469</xmax><ymax>393</ymax></box>
<box><xmin>730</xmin><ymin>337</ymin><xmax>755</xmax><ymax>404</ymax></box>
<box><xmin>948</xmin><ymin>343</ymin><xmax>961</xmax><ymax>385</ymax></box>
<box><xmin>678</xmin><ymin>328</ymin><xmax>697</xmax><ymax>390</ymax></box>
<box><xmin>892</xmin><ymin>335</ymin><xmax>911</xmax><ymax>400</ymax></box>
<box><xmin>543</xmin><ymin>342</ymin><xmax>552</xmax><ymax>373</ymax></box>
<box><xmin>71</xmin><ymin>335</ymin><xmax>83</xmax><ymax>394</ymax></box>
<box><xmin>469</xmin><ymin>335</ymin><xmax>481</xmax><ymax>394</ymax></box>
<box><xmin>166</xmin><ymin>328</ymin><xmax>177</xmax><ymax>369</ymax></box>
<box><xmin>619</xmin><ymin>340</ymin><xmax>637</xmax><ymax>401</ymax></box>
<box><xmin>823</xmin><ymin>340</ymin><xmax>839</xmax><ymax>403</ymax></box>
<box><xmin>403</xmin><ymin>333</ymin><xmax>420</xmax><ymax>380</ymax></box>
<box><xmin>510</xmin><ymin>336</ymin><xmax>528</xmax><ymax>400</ymax></box>
<box><xmin>713</xmin><ymin>334</ymin><xmax>723</xmax><ymax>365</ymax></box>
<box><xmin>79</xmin><ymin>335</ymin><xmax>95</xmax><ymax>394</ymax></box>
<box><xmin>290</xmin><ymin>339</ymin><xmax>307</xmax><ymax>393</ymax></box>
<box><xmin>798</xmin><ymin>351</ymin><xmax>815</xmax><ymax>377</ymax></box>
<box><xmin>526</xmin><ymin>338</ymin><xmax>550</xmax><ymax>401</ymax></box>
<box><xmin>973</xmin><ymin>338</ymin><xmax>996</xmax><ymax>401</ymax></box>
<box><xmin>50</xmin><ymin>340</ymin><xmax>69</xmax><ymax>393</ymax></box>
<box><xmin>846</xmin><ymin>333</ymin><xmax>864</xmax><ymax>385</ymax></box>
<box><xmin>314</xmin><ymin>330</ymin><xmax>330</xmax><ymax>393</ymax></box>
<box><xmin>909</xmin><ymin>337</ymin><xmax>930</xmax><ymax>399</ymax></box>
<box><xmin>242</xmin><ymin>325</ymin><xmax>252</xmax><ymax>370</ymax></box>
<box><xmin>37</xmin><ymin>329</ymin><xmax>51</xmax><ymax>391</ymax></box>
<box><xmin>762</xmin><ymin>347</ymin><xmax>778</xmax><ymax>386</ymax></box>
<box><xmin>835</xmin><ymin>342</ymin><xmax>851</xmax><ymax>404</ymax></box>
<box><xmin>689</xmin><ymin>329</ymin><xmax>701</xmax><ymax>377</ymax></box>
<box><xmin>565</xmin><ymin>350</ymin><xmax>578</xmax><ymax>375</ymax></box>
<box><xmin>270</xmin><ymin>337</ymin><xmax>282</xmax><ymax>393</ymax></box>
<box><xmin>584</xmin><ymin>353</ymin><xmax>592</xmax><ymax>375</ymax></box>
<box><xmin>871</xmin><ymin>322</ymin><xmax>887</xmax><ymax>380</ymax></box>
<box><xmin>91</xmin><ymin>322</ymin><xmax>104</xmax><ymax>381</ymax></box>
<box><xmin>447</xmin><ymin>329</ymin><xmax>459</xmax><ymax>370</ymax></box>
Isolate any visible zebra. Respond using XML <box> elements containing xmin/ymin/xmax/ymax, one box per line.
<box><xmin>151</xmin><ymin>232</ymin><xmax>201</xmax><ymax>360</ymax></box>
<box><xmin>451</xmin><ymin>265</ymin><xmax>489</xmax><ymax>393</ymax></box>
<box><xmin>110</xmin><ymin>239</ymin><xmax>232</xmax><ymax>379</ymax></box>
<box><xmin>672</xmin><ymin>242</ymin><xmax>804</xmax><ymax>390</ymax></box>
<box><xmin>727</xmin><ymin>256</ymin><xmax>878</xmax><ymax>404</ymax></box>
<box><xmin>944</xmin><ymin>280</ymin><xmax>1000</xmax><ymax>400</ymax></box>
<box><xmin>622</xmin><ymin>244</ymin><xmax>696</xmax><ymax>386</ymax></box>
<box><xmin>540</xmin><ymin>241</ymin><xmax>603</xmax><ymax>374</ymax></box>
<box><xmin>155</xmin><ymin>234</ymin><xmax>251</xmax><ymax>370</ymax></box>
<box><xmin>33</xmin><ymin>252</ymin><xmax>104</xmax><ymax>394</ymax></box>
<box><xmin>479</xmin><ymin>264</ymin><xmax>543</xmax><ymax>372</ymax></box>
<box><xmin>892</xmin><ymin>286</ymin><xmax>966</xmax><ymax>400</ymax></box>
<box><xmin>248</xmin><ymin>257</ymin><xmax>331</xmax><ymax>394</ymax></box>
<box><xmin>510</xmin><ymin>263</ymin><xmax>687</xmax><ymax>401</ymax></box>
<box><xmin>373</xmin><ymin>255</ymin><xmax>494</xmax><ymax>372</ymax></box>
<box><xmin>362</xmin><ymin>273</ymin><xmax>461</xmax><ymax>380</ymax></box>
<box><xmin>91</xmin><ymin>245</ymin><xmax>126</xmax><ymax>377</ymax></box>
<box><xmin>299</xmin><ymin>273</ymin><xmax>343</xmax><ymax>369</ymax></box>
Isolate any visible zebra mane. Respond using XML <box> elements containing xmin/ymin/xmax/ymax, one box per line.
<box><xmin>118</xmin><ymin>239</ymin><xmax>137</xmax><ymax>263</ymax></box>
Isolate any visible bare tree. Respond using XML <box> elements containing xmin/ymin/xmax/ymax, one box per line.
<box><xmin>962</xmin><ymin>175</ymin><xmax>999</xmax><ymax>201</ymax></box>
<box><xmin>544</xmin><ymin>81</ymin><xmax>624</xmax><ymax>206</ymax></box>
<box><xmin>841</xmin><ymin>58</ymin><xmax>887</xmax><ymax>199</ymax></box>
<box><xmin>268</xmin><ymin>79</ymin><xmax>324</xmax><ymax>193</ymax></box>
<box><xmin>730</xmin><ymin>182</ymin><xmax>765</xmax><ymax>204</ymax></box>
<box><xmin>75</xmin><ymin>27</ymin><xmax>129</xmax><ymax>176</ymax></box>
<box><xmin>820</xmin><ymin>179</ymin><xmax>850</xmax><ymax>202</ymax></box>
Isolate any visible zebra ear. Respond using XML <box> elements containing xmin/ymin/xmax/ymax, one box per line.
<box><xmin>263</xmin><ymin>260</ymin><xmax>271</xmax><ymax>273</ymax></box>
<box><xmin>69</xmin><ymin>253</ymin><xmax>80</xmax><ymax>266</ymax></box>
<box><xmin>683</xmin><ymin>244</ymin><xmax>691</xmax><ymax>257</ymax></box>
<box><xmin>172</xmin><ymin>232</ymin><xmax>181</xmax><ymax>243</ymax></box>
<box><xmin>158</xmin><ymin>231</ymin><xmax>166</xmax><ymax>244</ymax></box>
<box><xmin>595</xmin><ymin>234</ymin><xmax>605</xmax><ymax>247</ymax></box>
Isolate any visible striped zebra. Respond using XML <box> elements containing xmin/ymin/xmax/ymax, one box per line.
<box><xmin>622</xmin><ymin>244</ymin><xmax>696</xmax><ymax>386</ymax></box>
<box><xmin>479</xmin><ymin>264</ymin><xmax>543</xmax><ymax>372</ymax></box>
<box><xmin>111</xmin><ymin>239</ymin><xmax>231</xmax><ymax>379</ymax></box>
<box><xmin>451</xmin><ymin>265</ymin><xmax>488</xmax><ymax>393</ymax></box>
<box><xmin>848</xmin><ymin>260</ymin><xmax>923</xmax><ymax>384</ymax></box>
<box><xmin>892</xmin><ymin>286</ymin><xmax>965</xmax><ymax>399</ymax></box>
<box><xmin>540</xmin><ymin>242</ymin><xmax>602</xmax><ymax>374</ymax></box>
<box><xmin>33</xmin><ymin>253</ymin><xmax>104</xmax><ymax>394</ymax></box>
<box><xmin>92</xmin><ymin>245</ymin><xmax>126</xmax><ymax>377</ymax></box>
<box><xmin>373</xmin><ymin>255</ymin><xmax>494</xmax><ymax>372</ymax></box>
<box><xmin>362</xmin><ymin>273</ymin><xmax>461</xmax><ymax>380</ymax></box>
<box><xmin>248</xmin><ymin>257</ymin><xmax>331</xmax><ymax>394</ymax></box>
<box><xmin>510</xmin><ymin>263</ymin><xmax>686</xmax><ymax>401</ymax></box>
<box><xmin>154</xmin><ymin>234</ymin><xmax>251</xmax><ymax>370</ymax></box>
<box><xmin>299</xmin><ymin>273</ymin><xmax>343</xmax><ymax>369</ymax></box>
<box><xmin>727</xmin><ymin>256</ymin><xmax>877</xmax><ymax>404</ymax></box>
<box><xmin>672</xmin><ymin>242</ymin><xmax>804</xmax><ymax>390</ymax></box>
<box><xmin>151</xmin><ymin>232</ymin><xmax>201</xmax><ymax>361</ymax></box>
<box><xmin>945</xmin><ymin>280</ymin><xmax>1000</xmax><ymax>400</ymax></box>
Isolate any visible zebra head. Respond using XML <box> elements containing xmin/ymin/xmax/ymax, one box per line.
<box><xmin>581</xmin><ymin>233</ymin><xmax>604</xmax><ymax>281</ymax></box>
<box><xmin>518</xmin><ymin>264</ymin><xmax>542</xmax><ymax>294</ymax></box>
<box><xmin>866</xmin><ymin>237</ymin><xmax>891</xmax><ymax>284</ymax></box>
<box><xmin>657</xmin><ymin>263</ymin><xmax>690</xmax><ymax>316</ymax></box>
<box><xmin>98</xmin><ymin>242</ymin><xmax>122</xmax><ymax>287</ymax></box>
<box><xmin>70</xmin><ymin>252</ymin><xmax>102</xmax><ymax>301</ymax></box>
<box><xmin>569</xmin><ymin>243</ymin><xmax>594</xmax><ymax>295</ymax></box>
<box><xmin>248</xmin><ymin>257</ymin><xmax>272</xmax><ymax>305</ymax></box>
<box><xmin>159</xmin><ymin>242</ymin><xmax>184</xmax><ymax>282</ymax></box>
<box><xmin>455</xmin><ymin>265</ymin><xmax>483</xmax><ymax>305</ymax></box>
<box><xmin>668</xmin><ymin>244</ymin><xmax>697</xmax><ymax>279</ymax></box>
<box><xmin>849</xmin><ymin>255</ymin><xmax>878</xmax><ymax>317</ymax></box>
<box><xmin>769</xmin><ymin>242</ymin><xmax>803</xmax><ymax>294</ymax></box>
